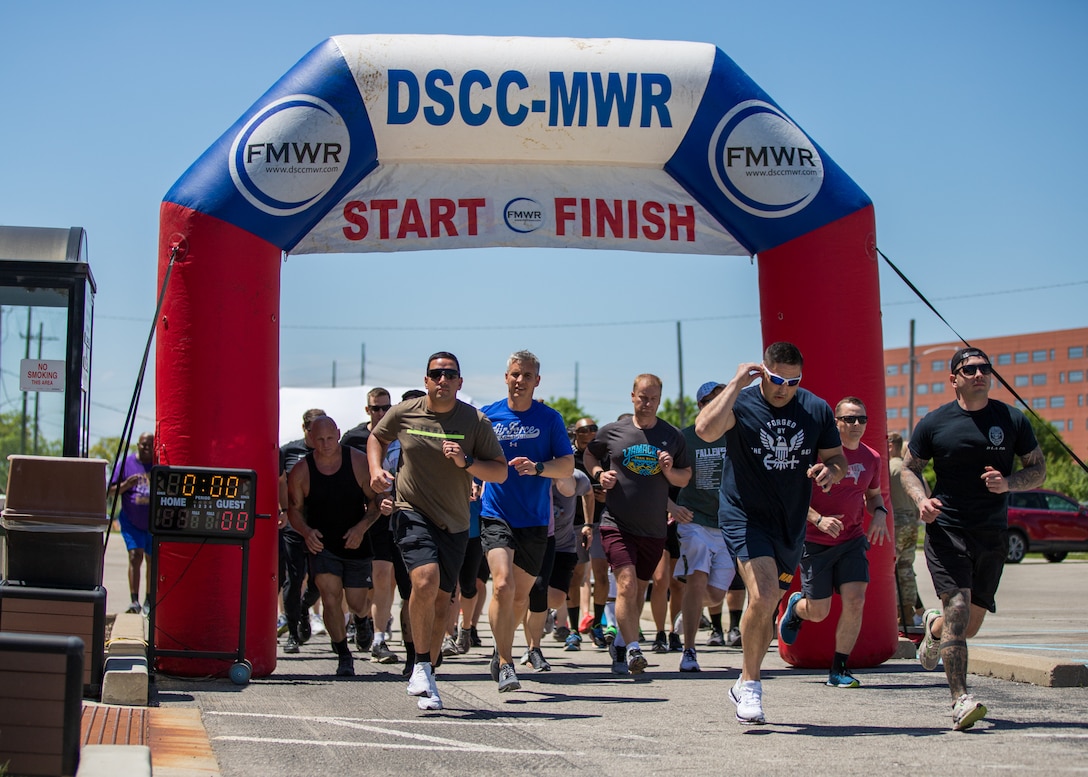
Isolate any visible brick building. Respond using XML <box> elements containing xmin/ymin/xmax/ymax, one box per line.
<box><xmin>884</xmin><ymin>327</ymin><xmax>1088</xmax><ymax>454</ymax></box>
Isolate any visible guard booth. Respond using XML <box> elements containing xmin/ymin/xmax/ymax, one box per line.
<box><xmin>0</xmin><ymin>226</ymin><xmax>95</xmax><ymax>464</ymax></box>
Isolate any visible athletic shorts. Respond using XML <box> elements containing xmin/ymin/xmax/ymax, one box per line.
<box><xmin>575</xmin><ymin>534</ymin><xmax>591</xmax><ymax>564</ymax></box>
<box><xmin>720</xmin><ymin>518</ymin><xmax>803</xmax><ymax>591</ymax></box>
<box><xmin>309</xmin><ymin>549</ymin><xmax>373</xmax><ymax>589</ymax></box>
<box><xmin>529</xmin><ymin>535</ymin><xmax>557</xmax><ymax>613</ymax></box>
<box><xmin>395</xmin><ymin>509</ymin><xmax>469</xmax><ymax>594</ymax></box>
<box><xmin>118</xmin><ymin>514</ymin><xmax>153</xmax><ymax>555</ymax></box>
<box><xmin>589</xmin><ymin>523</ymin><xmax>606</xmax><ymax>561</ymax></box>
<box><xmin>368</xmin><ymin>513</ymin><xmax>396</xmax><ymax>562</ymax></box>
<box><xmin>600</xmin><ymin>525</ymin><xmax>666</xmax><ymax>581</ymax></box>
<box><xmin>459</xmin><ymin>536</ymin><xmax>483</xmax><ymax>599</ymax></box>
<box><xmin>665</xmin><ymin>520</ymin><xmax>681</xmax><ymax>560</ymax></box>
<box><xmin>924</xmin><ymin>522</ymin><xmax>1007</xmax><ymax>613</ymax></box>
<box><xmin>799</xmin><ymin>534</ymin><xmax>869</xmax><ymax>600</ymax></box>
<box><xmin>480</xmin><ymin>516</ymin><xmax>549</xmax><ymax>577</ymax></box>
<box><xmin>676</xmin><ymin>522</ymin><xmax>736</xmax><ymax>592</ymax></box>
<box><xmin>548</xmin><ymin>550</ymin><xmax>579</xmax><ymax>595</ymax></box>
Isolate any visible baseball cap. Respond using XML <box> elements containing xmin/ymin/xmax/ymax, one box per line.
<box><xmin>950</xmin><ymin>347</ymin><xmax>990</xmax><ymax>374</ymax></box>
<box><xmin>696</xmin><ymin>381</ymin><xmax>724</xmax><ymax>403</ymax></box>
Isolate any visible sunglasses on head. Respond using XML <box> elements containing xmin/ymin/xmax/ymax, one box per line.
<box><xmin>427</xmin><ymin>368</ymin><xmax>460</xmax><ymax>381</ymax></box>
<box><xmin>957</xmin><ymin>363</ymin><xmax>993</xmax><ymax>377</ymax></box>
<box><xmin>575</xmin><ymin>424</ymin><xmax>598</xmax><ymax>433</ymax></box>
<box><xmin>837</xmin><ymin>415</ymin><xmax>868</xmax><ymax>425</ymax></box>
<box><xmin>367</xmin><ymin>404</ymin><xmax>391</xmax><ymax>412</ymax></box>
<box><xmin>765</xmin><ymin>368</ymin><xmax>802</xmax><ymax>387</ymax></box>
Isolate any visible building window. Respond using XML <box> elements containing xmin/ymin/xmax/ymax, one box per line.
<box><xmin>1032</xmin><ymin>374</ymin><xmax>1047</xmax><ymax>386</ymax></box>
<box><xmin>1060</xmin><ymin>372</ymin><xmax>1065</xmax><ymax>384</ymax></box>
<box><xmin>1032</xmin><ymin>350</ymin><xmax>1047</xmax><ymax>362</ymax></box>
<box><xmin>887</xmin><ymin>407</ymin><xmax>898</xmax><ymax>419</ymax></box>
<box><xmin>902</xmin><ymin>362</ymin><xmax>910</xmax><ymax>374</ymax></box>
<box><xmin>1069</xmin><ymin>346</ymin><xmax>1084</xmax><ymax>360</ymax></box>
<box><xmin>931</xmin><ymin>359</ymin><xmax>946</xmax><ymax>372</ymax></box>
<box><xmin>931</xmin><ymin>382</ymin><xmax>945</xmax><ymax>393</ymax></box>
<box><xmin>1051</xmin><ymin>420</ymin><xmax>1065</xmax><ymax>432</ymax></box>
<box><xmin>886</xmin><ymin>386</ymin><xmax>898</xmax><ymax>398</ymax></box>
<box><xmin>1051</xmin><ymin>396</ymin><xmax>1065</xmax><ymax>408</ymax></box>
<box><xmin>1032</xmin><ymin>397</ymin><xmax>1047</xmax><ymax>409</ymax></box>
<box><xmin>1014</xmin><ymin>375</ymin><xmax>1029</xmax><ymax>387</ymax></box>
<box><xmin>917</xmin><ymin>384</ymin><xmax>928</xmax><ymax>395</ymax></box>
<box><xmin>1070</xmin><ymin>370</ymin><xmax>1084</xmax><ymax>383</ymax></box>
<box><xmin>916</xmin><ymin>406</ymin><xmax>928</xmax><ymax>417</ymax></box>
<box><xmin>1015</xmin><ymin>352</ymin><xmax>1029</xmax><ymax>364</ymax></box>
<box><xmin>887</xmin><ymin>364</ymin><xmax>899</xmax><ymax>376</ymax></box>
<box><xmin>997</xmin><ymin>353</ymin><xmax>1012</xmax><ymax>365</ymax></box>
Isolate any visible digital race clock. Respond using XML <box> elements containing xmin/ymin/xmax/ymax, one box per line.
<box><xmin>150</xmin><ymin>465</ymin><xmax>257</xmax><ymax>539</ymax></box>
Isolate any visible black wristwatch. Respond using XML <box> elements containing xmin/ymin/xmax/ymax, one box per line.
<box><xmin>462</xmin><ymin>455</ymin><xmax>475</xmax><ymax>469</ymax></box>
<box><xmin>534</xmin><ymin>461</ymin><xmax>545</xmax><ymax>475</ymax></box>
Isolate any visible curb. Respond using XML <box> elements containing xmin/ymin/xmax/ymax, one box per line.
<box><xmin>969</xmin><ymin>647</ymin><xmax>1088</xmax><ymax>688</ymax></box>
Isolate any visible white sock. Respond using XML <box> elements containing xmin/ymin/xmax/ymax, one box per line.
<box><xmin>626</xmin><ymin>640</ymin><xmax>640</xmax><ymax>654</ymax></box>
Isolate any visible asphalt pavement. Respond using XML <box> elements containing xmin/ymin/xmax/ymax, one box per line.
<box><xmin>97</xmin><ymin>529</ymin><xmax>1088</xmax><ymax>777</ymax></box>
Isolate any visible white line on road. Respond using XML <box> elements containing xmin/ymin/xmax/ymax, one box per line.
<box><xmin>214</xmin><ymin>735</ymin><xmax>581</xmax><ymax>756</ymax></box>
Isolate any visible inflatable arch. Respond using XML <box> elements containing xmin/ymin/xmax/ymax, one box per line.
<box><xmin>157</xmin><ymin>35</ymin><xmax>889</xmax><ymax>676</ymax></box>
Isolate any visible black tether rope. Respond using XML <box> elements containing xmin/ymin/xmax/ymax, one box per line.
<box><xmin>104</xmin><ymin>245</ymin><xmax>179</xmax><ymax>550</ymax></box>
<box><xmin>877</xmin><ymin>247</ymin><xmax>1088</xmax><ymax>475</ymax></box>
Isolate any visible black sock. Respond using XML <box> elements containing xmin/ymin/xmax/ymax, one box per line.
<box><xmin>568</xmin><ymin>605</ymin><xmax>580</xmax><ymax>627</ymax></box>
<box><xmin>405</xmin><ymin>641</ymin><xmax>416</xmax><ymax>665</ymax></box>
<box><xmin>833</xmin><ymin>651</ymin><xmax>849</xmax><ymax>674</ymax></box>
<box><xmin>656</xmin><ymin>630</ymin><xmax>666</xmax><ymax>642</ymax></box>
<box><xmin>729</xmin><ymin>609</ymin><xmax>742</xmax><ymax>630</ymax></box>
<box><xmin>332</xmin><ymin>639</ymin><xmax>350</xmax><ymax>656</ymax></box>
<box><xmin>417</xmin><ymin>651</ymin><xmax>432</xmax><ymax>665</ymax></box>
<box><xmin>710</xmin><ymin>612</ymin><xmax>724</xmax><ymax>633</ymax></box>
<box><xmin>593</xmin><ymin>603</ymin><xmax>605</xmax><ymax>626</ymax></box>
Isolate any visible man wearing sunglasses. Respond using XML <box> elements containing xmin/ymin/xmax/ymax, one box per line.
<box><xmin>696</xmin><ymin>341</ymin><xmax>847</xmax><ymax>725</ymax></box>
<box><xmin>368</xmin><ymin>352</ymin><xmax>508</xmax><ymax>710</ymax></box>
<box><xmin>341</xmin><ymin>388</ymin><xmax>400</xmax><ymax>664</ymax></box>
<box><xmin>899</xmin><ymin>347</ymin><xmax>1045</xmax><ymax>731</ymax></box>
<box><xmin>777</xmin><ymin>396</ymin><xmax>890</xmax><ymax>689</ymax></box>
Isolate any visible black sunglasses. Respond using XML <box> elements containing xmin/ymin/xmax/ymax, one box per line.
<box><xmin>837</xmin><ymin>415</ymin><xmax>868</xmax><ymax>425</ymax></box>
<box><xmin>367</xmin><ymin>404</ymin><xmax>392</xmax><ymax>412</ymax></box>
<box><xmin>575</xmin><ymin>425</ymin><xmax>598</xmax><ymax>433</ymax></box>
<box><xmin>958</xmin><ymin>364</ymin><xmax>993</xmax><ymax>377</ymax></box>
<box><xmin>427</xmin><ymin>368</ymin><xmax>460</xmax><ymax>381</ymax></box>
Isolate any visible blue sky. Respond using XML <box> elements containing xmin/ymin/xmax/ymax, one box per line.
<box><xmin>1</xmin><ymin>1</ymin><xmax>1085</xmax><ymax>442</ymax></box>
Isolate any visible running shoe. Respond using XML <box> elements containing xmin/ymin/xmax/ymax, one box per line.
<box><xmin>918</xmin><ymin>608</ymin><xmax>942</xmax><ymax>671</ymax></box>
<box><xmin>371</xmin><ymin>640</ymin><xmax>400</xmax><ymax>664</ymax></box>
<box><xmin>543</xmin><ymin>609</ymin><xmax>556</xmax><ymax>635</ymax></box>
<box><xmin>952</xmin><ymin>693</ymin><xmax>987</xmax><ymax>731</ymax></box>
<box><xmin>706</xmin><ymin>630</ymin><xmax>725</xmax><ymax>647</ymax></box>
<box><xmin>417</xmin><ymin>689</ymin><xmax>443</xmax><ymax>711</ymax></box>
<box><xmin>826</xmin><ymin>670</ymin><xmax>860</xmax><ymax>688</ymax></box>
<box><xmin>730</xmin><ymin>678</ymin><xmax>765</xmax><ymax>724</ymax></box>
<box><xmin>652</xmin><ymin>632</ymin><xmax>669</xmax><ymax>654</ymax></box>
<box><xmin>441</xmin><ymin>635</ymin><xmax>460</xmax><ymax>657</ymax></box>
<box><xmin>336</xmin><ymin>651</ymin><xmax>355</xmax><ymax>678</ymax></box>
<box><xmin>669</xmin><ymin>631</ymin><xmax>683</xmax><ymax>652</ymax></box>
<box><xmin>554</xmin><ymin>625</ymin><xmax>571</xmax><ymax>642</ymax></box>
<box><xmin>518</xmin><ymin>649</ymin><xmax>531</xmax><ymax>666</ymax></box>
<box><xmin>126</xmin><ymin>601</ymin><xmax>142</xmax><ymax>615</ymax></box>
<box><xmin>354</xmin><ymin>616</ymin><xmax>374</xmax><ymax>652</ymax></box>
<box><xmin>724</xmin><ymin>626</ymin><xmax>742</xmax><ymax>647</ymax></box>
<box><xmin>526</xmin><ymin>647</ymin><xmax>551</xmax><ymax>672</ymax></box>
<box><xmin>626</xmin><ymin>646</ymin><xmax>648</xmax><ymax>674</ymax></box>
<box><xmin>498</xmin><ymin>662</ymin><xmax>521</xmax><ymax>692</ymax></box>
<box><xmin>283</xmin><ymin>634</ymin><xmax>300</xmax><ymax>654</ymax></box>
<box><xmin>406</xmin><ymin>662</ymin><xmax>432</xmax><ymax>696</ymax></box>
<box><xmin>609</xmin><ymin>641</ymin><xmax>627</xmax><ymax>675</ymax></box>
<box><xmin>310</xmin><ymin>612</ymin><xmax>327</xmax><ymax>636</ymax></box>
<box><xmin>455</xmin><ymin>626</ymin><xmax>472</xmax><ymax>655</ymax></box>
<box><xmin>298</xmin><ymin>611</ymin><xmax>312</xmax><ymax>643</ymax></box>
<box><xmin>778</xmin><ymin>592</ymin><xmax>803</xmax><ymax>646</ymax></box>
<box><xmin>578</xmin><ymin>611</ymin><xmax>595</xmax><ymax>634</ymax></box>
<box><xmin>679</xmin><ymin>647</ymin><xmax>700</xmax><ymax>672</ymax></box>
<box><xmin>591</xmin><ymin>625</ymin><xmax>607</xmax><ymax>648</ymax></box>
<box><xmin>699</xmin><ymin>614</ymin><xmax>713</xmax><ymax>630</ymax></box>
<box><xmin>603</xmin><ymin>625</ymin><xmax>617</xmax><ymax>646</ymax></box>
<box><xmin>469</xmin><ymin>627</ymin><xmax>482</xmax><ymax>648</ymax></box>
<box><xmin>345</xmin><ymin>619</ymin><xmax>356</xmax><ymax>642</ymax></box>
<box><xmin>489</xmin><ymin>650</ymin><xmax>500</xmax><ymax>682</ymax></box>
<box><xmin>564</xmin><ymin>632</ymin><xmax>582</xmax><ymax>651</ymax></box>
<box><xmin>276</xmin><ymin>614</ymin><xmax>288</xmax><ymax>635</ymax></box>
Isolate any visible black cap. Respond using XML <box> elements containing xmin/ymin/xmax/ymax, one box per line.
<box><xmin>950</xmin><ymin>347</ymin><xmax>990</xmax><ymax>374</ymax></box>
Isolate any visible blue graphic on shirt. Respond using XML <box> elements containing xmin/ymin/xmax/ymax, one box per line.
<box><xmin>623</xmin><ymin>443</ymin><xmax>662</xmax><ymax>476</ymax></box>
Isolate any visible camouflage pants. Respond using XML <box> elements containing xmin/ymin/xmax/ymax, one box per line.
<box><xmin>894</xmin><ymin>512</ymin><xmax>921</xmax><ymax>626</ymax></box>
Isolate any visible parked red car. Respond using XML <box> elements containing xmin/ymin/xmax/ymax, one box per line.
<box><xmin>1006</xmin><ymin>489</ymin><xmax>1088</xmax><ymax>563</ymax></box>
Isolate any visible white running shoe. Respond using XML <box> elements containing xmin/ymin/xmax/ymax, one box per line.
<box><xmin>406</xmin><ymin>662</ymin><xmax>433</xmax><ymax>697</ymax></box>
<box><xmin>952</xmin><ymin>693</ymin><xmax>987</xmax><ymax>731</ymax></box>
<box><xmin>679</xmin><ymin>647</ymin><xmax>700</xmax><ymax>672</ymax></box>
<box><xmin>730</xmin><ymin>677</ymin><xmax>765</xmax><ymax>724</ymax></box>
<box><xmin>918</xmin><ymin>608</ymin><xmax>942</xmax><ymax>671</ymax></box>
<box><xmin>417</xmin><ymin>690</ymin><xmax>443</xmax><ymax>711</ymax></box>
<box><xmin>310</xmin><ymin>612</ymin><xmax>327</xmax><ymax>636</ymax></box>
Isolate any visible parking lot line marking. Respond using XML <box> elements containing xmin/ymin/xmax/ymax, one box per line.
<box><xmin>214</xmin><ymin>735</ymin><xmax>579</xmax><ymax>755</ymax></box>
<box><xmin>207</xmin><ymin>711</ymin><xmax>544</xmax><ymax>727</ymax></box>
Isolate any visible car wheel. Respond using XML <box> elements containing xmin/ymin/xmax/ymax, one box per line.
<box><xmin>1043</xmin><ymin>551</ymin><xmax>1068</xmax><ymax>563</ymax></box>
<box><xmin>1005</xmin><ymin>531</ymin><xmax>1027</xmax><ymax>564</ymax></box>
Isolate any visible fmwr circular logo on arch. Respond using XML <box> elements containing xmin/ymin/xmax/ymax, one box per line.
<box><xmin>708</xmin><ymin>100</ymin><xmax>823</xmax><ymax>218</ymax></box>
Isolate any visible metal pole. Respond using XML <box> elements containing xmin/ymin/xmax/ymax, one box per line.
<box><xmin>907</xmin><ymin>319</ymin><xmax>916</xmax><ymax>437</ymax></box>
<box><xmin>33</xmin><ymin>322</ymin><xmax>42</xmax><ymax>453</ymax></box>
<box><xmin>332</xmin><ymin>361</ymin><xmax>337</xmax><ymax>388</ymax></box>
<box><xmin>361</xmin><ymin>343</ymin><xmax>366</xmax><ymax>385</ymax></box>
<box><xmin>676</xmin><ymin>320</ymin><xmax>686</xmax><ymax>427</ymax></box>
<box><xmin>20</xmin><ymin>307</ymin><xmax>31</xmax><ymax>453</ymax></box>
<box><xmin>574</xmin><ymin>361</ymin><xmax>579</xmax><ymax>407</ymax></box>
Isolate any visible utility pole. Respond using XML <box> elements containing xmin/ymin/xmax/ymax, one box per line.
<box><xmin>907</xmin><ymin>319</ymin><xmax>916</xmax><ymax>437</ymax></box>
<box><xmin>20</xmin><ymin>308</ymin><xmax>31</xmax><ymax>454</ymax></box>
<box><xmin>676</xmin><ymin>321</ymin><xmax>686</xmax><ymax>427</ymax></box>
<box><xmin>361</xmin><ymin>342</ymin><xmax>366</xmax><ymax>385</ymax></box>
<box><xmin>574</xmin><ymin>361</ymin><xmax>579</xmax><ymax>407</ymax></box>
<box><xmin>332</xmin><ymin>360</ymin><xmax>337</xmax><ymax>388</ymax></box>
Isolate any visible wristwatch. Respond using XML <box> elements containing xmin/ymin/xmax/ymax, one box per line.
<box><xmin>534</xmin><ymin>461</ymin><xmax>545</xmax><ymax>475</ymax></box>
<box><xmin>462</xmin><ymin>455</ymin><xmax>475</xmax><ymax>469</ymax></box>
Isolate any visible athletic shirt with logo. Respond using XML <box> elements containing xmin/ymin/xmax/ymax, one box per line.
<box><xmin>589</xmin><ymin>416</ymin><xmax>689</xmax><ymax>538</ymax></box>
<box><xmin>677</xmin><ymin>424</ymin><xmax>728</xmax><ymax>528</ymax></box>
<box><xmin>807</xmin><ymin>441</ymin><xmax>880</xmax><ymax>546</ymax></box>
<box><xmin>718</xmin><ymin>385</ymin><xmax>841</xmax><ymax>548</ymax></box>
<box><xmin>479</xmin><ymin>399</ymin><xmax>574</xmax><ymax>529</ymax></box>
<box><xmin>908</xmin><ymin>399</ymin><xmax>1037</xmax><ymax>531</ymax></box>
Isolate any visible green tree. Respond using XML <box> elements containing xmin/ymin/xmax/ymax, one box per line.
<box><xmin>545</xmin><ymin>396</ymin><xmax>591</xmax><ymax>429</ymax></box>
<box><xmin>1021</xmin><ymin>411</ymin><xmax>1088</xmax><ymax>501</ymax></box>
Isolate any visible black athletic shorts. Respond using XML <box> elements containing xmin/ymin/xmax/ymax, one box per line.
<box><xmin>395</xmin><ymin>509</ymin><xmax>469</xmax><ymax>594</ymax></box>
<box><xmin>459</xmin><ymin>536</ymin><xmax>483</xmax><ymax>599</ymax></box>
<box><xmin>924</xmin><ymin>522</ymin><xmax>1007</xmax><ymax>613</ymax></box>
<box><xmin>480</xmin><ymin>516</ymin><xmax>549</xmax><ymax>577</ymax></box>
<box><xmin>665</xmin><ymin>520</ymin><xmax>681</xmax><ymax>560</ymax></box>
<box><xmin>309</xmin><ymin>549</ymin><xmax>373</xmax><ymax>589</ymax></box>
<box><xmin>368</xmin><ymin>513</ymin><xmax>396</xmax><ymax>563</ymax></box>
<box><xmin>799</xmin><ymin>534</ymin><xmax>869</xmax><ymax>600</ymax></box>
<box><xmin>548</xmin><ymin>550</ymin><xmax>579</xmax><ymax>595</ymax></box>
